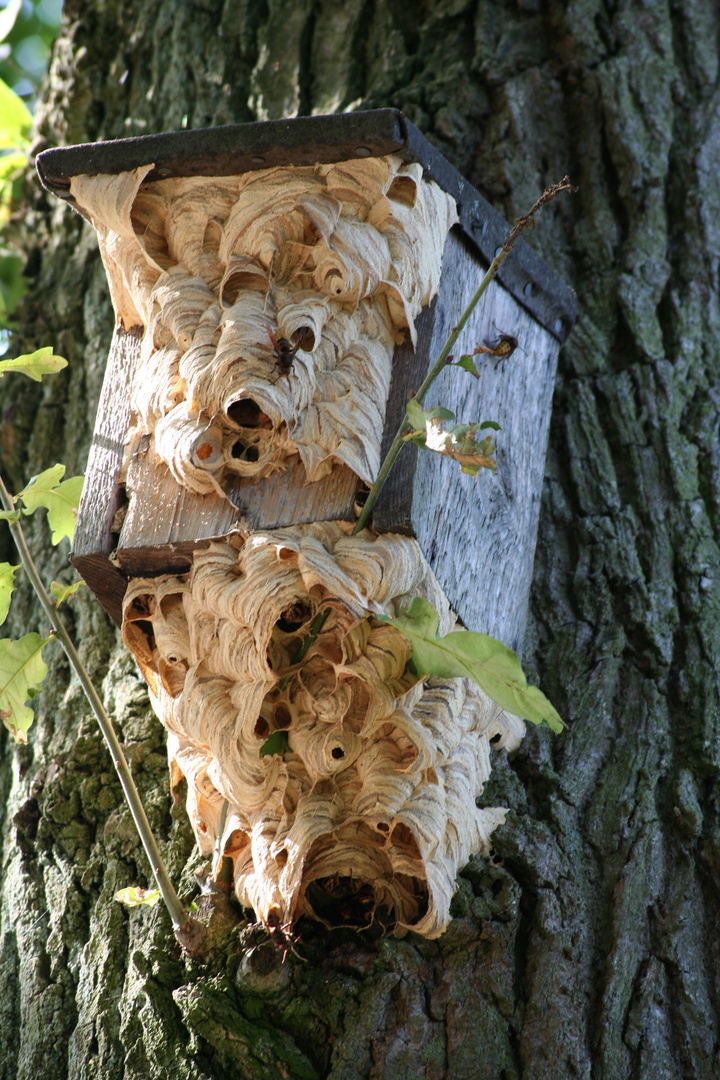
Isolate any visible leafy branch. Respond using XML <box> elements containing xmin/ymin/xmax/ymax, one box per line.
<box><xmin>354</xmin><ymin>176</ymin><xmax>575</xmax><ymax>534</ymax></box>
<box><xmin>383</xmin><ymin>597</ymin><xmax>563</xmax><ymax>732</ymax></box>
<box><xmin>0</xmin><ymin>353</ymin><xmax>203</xmax><ymax>952</ymax></box>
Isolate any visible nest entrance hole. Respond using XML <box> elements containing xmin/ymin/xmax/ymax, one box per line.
<box><xmin>227</xmin><ymin>398</ymin><xmax>272</xmax><ymax>429</ymax></box>
<box><xmin>305</xmin><ymin>875</ymin><xmax>375</xmax><ymax>929</ymax></box>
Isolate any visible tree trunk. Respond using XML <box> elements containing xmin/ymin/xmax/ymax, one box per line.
<box><xmin>2</xmin><ymin>1</ymin><xmax>719</xmax><ymax>1077</ymax></box>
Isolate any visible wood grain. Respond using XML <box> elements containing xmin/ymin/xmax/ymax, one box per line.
<box><xmin>72</xmin><ymin>232</ymin><xmax>558</xmax><ymax>650</ymax></box>
<box><xmin>70</xmin><ymin>324</ymin><xmax>142</xmax><ymax>623</ymax></box>
<box><xmin>377</xmin><ymin>228</ymin><xmax>559</xmax><ymax>654</ymax></box>
<box><xmin>118</xmin><ymin>442</ymin><xmax>357</xmax><ymax>550</ymax></box>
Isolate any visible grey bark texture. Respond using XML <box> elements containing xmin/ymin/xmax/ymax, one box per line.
<box><xmin>1</xmin><ymin>1</ymin><xmax>719</xmax><ymax>1078</ymax></box>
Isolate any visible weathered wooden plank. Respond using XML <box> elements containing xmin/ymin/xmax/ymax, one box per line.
<box><xmin>117</xmin><ymin>442</ymin><xmax>358</xmax><ymax>551</ymax></box>
<box><xmin>72</xmin><ymin>324</ymin><xmax>142</xmax><ymax>560</ymax></box>
<box><xmin>376</xmin><ymin>228</ymin><xmax>559</xmax><ymax>654</ymax></box>
<box><xmin>70</xmin><ymin>325</ymin><xmax>143</xmax><ymax>622</ymax></box>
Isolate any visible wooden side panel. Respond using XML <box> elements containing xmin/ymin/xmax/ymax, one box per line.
<box><xmin>117</xmin><ymin>444</ymin><xmax>357</xmax><ymax>555</ymax></box>
<box><xmin>72</xmin><ymin>230</ymin><xmax>558</xmax><ymax>650</ymax></box>
<box><xmin>70</xmin><ymin>325</ymin><xmax>143</xmax><ymax>623</ymax></box>
<box><xmin>388</xmin><ymin>228</ymin><xmax>559</xmax><ymax>654</ymax></box>
<box><xmin>72</xmin><ymin>324</ymin><xmax>142</xmax><ymax>560</ymax></box>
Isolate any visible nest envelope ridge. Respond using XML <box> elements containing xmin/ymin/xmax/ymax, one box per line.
<box><xmin>70</xmin><ymin>156</ymin><xmax>458</xmax><ymax>498</ymax></box>
<box><xmin>71</xmin><ymin>155</ymin><xmax>525</xmax><ymax>938</ymax></box>
<box><xmin>122</xmin><ymin>525</ymin><xmax>525</xmax><ymax>938</ymax></box>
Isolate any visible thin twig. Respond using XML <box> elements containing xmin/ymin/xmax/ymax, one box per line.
<box><xmin>0</xmin><ymin>474</ymin><xmax>199</xmax><ymax>942</ymax></box>
<box><xmin>353</xmin><ymin>177</ymin><xmax>575</xmax><ymax>534</ymax></box>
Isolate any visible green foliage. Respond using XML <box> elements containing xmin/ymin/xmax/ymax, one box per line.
<box><xmin>0</xmin><ymin>630</ymin><xmax>53</xmax><ymax>742</ymax></box>
<box><xmin>0</xmin><ymin>346</ymin><xmax>67</xmax><ymax>380</ymax></box>
<box><xmin>0</xmin><ymin>74</ymin><xmax>30</xmax><ymax>150</ymax></box>
<box><xmin>0</xmin><ymin>0</ymin><xmax>23</xmax><ymax>47</ymax></box>
<box><xmin>115</xmin><ymin>887</ymin><xmax>162</xmax><ymax>908</ymax></box>
<box><xmin>15</xmin><ymin>464</ymin><xmax>84</xmax><ymax>544</ymax></box>
<box><xmin>0</xmin><ymin>0</ymin><xmax>64</xmax><ymax>103</ymax></box>
<box><xmin>50</xmin><ymin>579</ymin><xmax>84</xmax><ymax>606</ymax></box>
<box><xmin>385</xmin><ymin>597</ymin><xmax>564</xmax><ymax>732</ymax></box>
<box><xmin>259</xmin><ymin>730</ymin><xmax>291</xmax><ymax>757</ymax></box>
<box><xmin>0</xmin><ymin>559</ymin><xmax>19</xmax><ymax>623</ymax></box>
<box><xmin>456</xmin><ymin>354</ymin><xmax>481</xmax><ymax>377</ymax></box>
<box><xmin>0</xmin><ymin>0</ymin><xmax>65</xmax><ymax>329</ymax></box>
<box><xmin>403</xmin><ymin>398</ymin><xmax>499</xmax><ymax>476</ymax></box>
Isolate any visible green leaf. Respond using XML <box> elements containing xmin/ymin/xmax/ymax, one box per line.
<box><xmin>0</xmin><ymin>0</ymin><xmax>22</xmax><ymax>45</ymax></box>
<box><xmin>50</xmin><ymin>580</ymin><xmax>85</xmax><ymax>607</ymax></box>
<box><xmin>424</xmin><ymin>405</ymin><xmax>456</xmax><ymax>421</ymax></box>
<box><xmin>0</xmin><ymin>248</ymin><xmax>25</xmax><ymax>326</ymax></box>
<box><xmin>0</xmin><ymin>77</ymin><xmax>31</xmax><ymax>151</ymax></box>
<box><xmin>457</xmin><ymin>355</ymin><xmax>480</xmax><ymax>377</ymax></box>
<box><xmin>0</xmin><ymin>347</ymin><xmax>68</xmax><ymax>382</ymax></box>
<box><xmin>0</xmin><ymin>149</ymin><xmax>26</xmax><ymax>184</ymax></box>
<box><xmin>387</xmin><ymin>597</ymin><xmax>564</xmax><ymax>733</ymax></box>
<box><xmin>0</xmin><ymin>508</ymin><xmax>20</xmax><ymax>524</ymax></box>
<box><xmin>404</xmin><ymin>398</ymin><xmax>427</xmax><ymax>431</ymax></box>
<box><xmin>480</xmin><ymin>420</ymin><xmax>502</xmax><ymax>431</ymax></box>
<box><xmin>0</xmin><ymin>561</ymin><xmax>19</xmax><ymax>624</ymax></box>
<box><xmin>16</xmin><ymin>465</ymin><xmax>84</xmax><ymax>544</ymax></box>
<box><xmin>115</xmin><ymin>887</ymin><xmax>162</xmax><ymax>908</ymax></box>
<box><xmin>0</xmin><ymin>632</ymin><xmax>53</xmax><ymax>743</ymax></box>
<box><xmin>259</xmin><ymin>730</ymin><xmax>291</xmax><ymax>757</ymax></box>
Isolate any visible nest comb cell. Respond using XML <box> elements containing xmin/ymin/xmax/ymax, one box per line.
<box><xmin>36</xmin><ymin>108</ymin><xmax>575</xmax><ymax>652</ymax></box>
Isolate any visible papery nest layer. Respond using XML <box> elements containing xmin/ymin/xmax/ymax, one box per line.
<box><xmin>122</xmin><ymin>523</ymin><xmax>524</xmax><ymax>938</ymax></box>
<box><xmin>70</xmin><ymin>157</ymin><xmax>458</xmax><ymax>499</ymax></box>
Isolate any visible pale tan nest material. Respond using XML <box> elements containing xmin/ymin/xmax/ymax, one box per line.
<box><xmin>122</xmin><ymin>523</ymin><xmax>524</xmax><ymax>938</ymax></box>
<box><xmin>70</xmin><ymin>157</ymin><xmax>458</xmax><ymax>496</ymax></box>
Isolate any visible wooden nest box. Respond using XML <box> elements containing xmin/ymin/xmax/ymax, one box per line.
<box><xmin>37</xmin><ymin>111</ymin><xmax>576</xmax><ymax>939</ymax></box>
<box><xmin>38</xmin><ymin>109</ymin><xmax>575</xmax><ymax>651</ymax></box>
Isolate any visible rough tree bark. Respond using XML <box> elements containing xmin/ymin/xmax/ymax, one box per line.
<box><xmin>1</xmin><ymin>1</ymin><xmax>719</xmax><ymax>1078</ymax></box>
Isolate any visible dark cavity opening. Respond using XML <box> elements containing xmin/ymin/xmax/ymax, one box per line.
<box><xmin>331</xmin><ymin>746</ymin><xmax>345</xmax><ymax>760</ymax></box>
<box><xmin>293</xmin><ymin>325</ymin><xmax>315</xmax><ymax>351</ymax></box>
<box><xmin>134</xmin><ymin>620</ymin><xmax>156</xmax><ymax>650</ymax></box>
<box><xmin>227</xmin><ymin>399</ymin><xmax>269</xmax><ymax>428</ymax></box>
<box><xmin>274</xmin><ymin>704</ymin><xmax>292</xmax><ymax>729</ymax></box>
<box><xmin>254</xmin><ymin>717</ymin><xmax>269</xmax><ymax>738</ymax></box>
<box><xmin>276</xmin><ymin>601</ymin><xmax>312</xmax><ymax>633</ymax></box>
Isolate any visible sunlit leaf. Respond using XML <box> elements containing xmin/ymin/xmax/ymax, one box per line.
<box><xmin>404</xmin><ymin>398</ymin><xmax>426</xmax><ymax>431</ymax></box>
<box><xmin>0</xmin><ymin>632</ymin><xmax>53</xmax><ymax>742</ymax></box>
<box><xmin>0</xmin><ymin>149</ymin><xmax>26</xmax><ymax>183</ymax></box>
<box><xmin>0</xmin><ymin>560</ymin><xmax>19</xmax><ymax>624</ymax></box>
<box><xmin>16</xmin><ymin>465</ymin><xmax>84</xmax><ymax>544</ymax></box>
<box><xmin>385</xmin><ymin>597</ymin><xmax>564</xmax><ymax>733</ymax></box>
<box><xmin>0</xmin><ymin>0</ymin><xmax>22</xmax><ymax>45</ymax></box>
<box><xmin>424</xmin><ymin>405</ymin><xmax>455</xmax><ymax>421</ymax></box>
<box><xmin>115</xmin><ymin>887</ymin><xmax>162</xmax><ymax>908</ymax></box>
<box><xmin>50</xmin><ymin>579</ymin><xmax>84</xmax><ymax>607</ymax></box>
<box><xmin>259</xmin><ymin>730</ymin><xmax>290</xmax><ymax>757</ymax></box>
<box><xmin>425</xmin><ymin>417</ymin><xmax>497</xmax><ymax>474</ymax></box>
<box><xmin>0</xmin><ymin>77</ymin><xmax>31</xmax><ymax>150</ymax></box>
<box><xmin>457</xmin><ymin>355</ymin><xmax>479</xmax><ymax>377</ymax></box>
<box><xmin>0</xmin><ymin>346</ymin><xmax>67</xmax><ymax>381</ymax></box>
